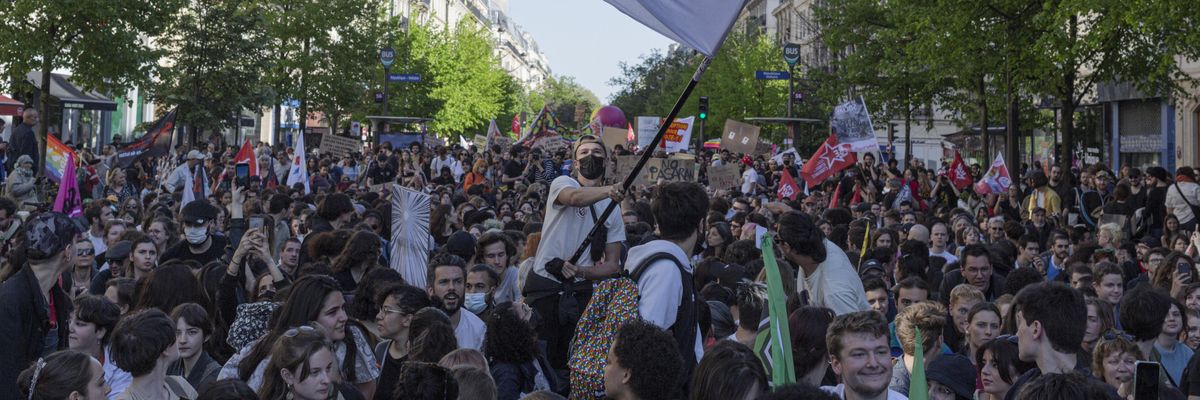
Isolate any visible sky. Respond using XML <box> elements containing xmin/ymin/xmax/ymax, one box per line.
<box><xmin>507</xmin><ymin>1</ymin><xmax>675</xmax><ymax>103</ymax></box>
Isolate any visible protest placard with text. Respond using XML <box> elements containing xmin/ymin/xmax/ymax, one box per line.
<box><xmin>319</xmin><ymin>134</ymin><xmax>362</xmax><ymax>158</ymax></box>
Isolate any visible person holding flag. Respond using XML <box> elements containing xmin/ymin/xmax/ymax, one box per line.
<box><xmin>163</xmin><ymin>150</ymin><xmax>205</xmax><ymax>194</ymax></box>
<box><xmin>777</xmin><ymin>210</ymin><xmax>869</xmax><ymax>315</ymax></box>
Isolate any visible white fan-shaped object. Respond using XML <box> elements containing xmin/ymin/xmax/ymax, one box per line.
<box><xmin>390</xmin><ymin>184</ymin><xmax>432</xmax><ymax>288</ymax></box>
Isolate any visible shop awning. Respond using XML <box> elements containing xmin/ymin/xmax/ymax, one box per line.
<box><xmin>0</xmin><ymin>95</ymin><xmax>23</xmax><ymax>116</ymax></box>
<box><xmin>25</xmin><ymin>72</ymin><xmax>117</xmax><ymax>111</ymax></box>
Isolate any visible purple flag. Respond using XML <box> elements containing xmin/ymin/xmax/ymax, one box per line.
<box><xmin>53</xmin><ymin>153</ymin><xmax>82</xmax><ymax>217</ymax></box>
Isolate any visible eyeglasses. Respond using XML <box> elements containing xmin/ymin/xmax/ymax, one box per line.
<box><xmin>1101</xmin><ymin>330</ymin><xmax>1135</xmax><ymax>342</ymax></box>
<box><xmin>77</xmin><ymin>248</ymin><xmax>94</xmax><ymax>256</ymax></box>
<box><xmin>380</xmin><ymin>306</ymin><xmax>409</xmax><ymax>316</ymax></box>
<box><xmin>283</xmin><ymin>325</ymin><xmax>318</xmax><ymax>338</ymax></box>
<box><xmin>994</xmin><ymin>335</ymin><xmax>1019</xmax><ymax>344</ymax></box>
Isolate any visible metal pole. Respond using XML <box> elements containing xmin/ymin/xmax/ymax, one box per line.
<box><xmin>787</xmin><ymin>64</ymin><xmax>794</xmax><ymax>118</ymax></box>
<box><xmin>567</xmin><ymin>56</ymin><xmax>713</xmax><ymax>264</ymax></box>
<box><xmin>383</xmin><ymin>67</ymin><xmax>390</xmax><ymax>117</ymax></box>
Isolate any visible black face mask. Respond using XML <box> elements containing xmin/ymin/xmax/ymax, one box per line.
<box><xmin>578</xmin><ymin>155</ymin><xmax>606</xmax><ymax>180</ymax></box>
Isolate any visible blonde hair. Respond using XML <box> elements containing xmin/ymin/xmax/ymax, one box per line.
<box><xmin>895</xmin><ymin>301</ymin><xmax>947</xmax><ymax>356</ymax></box>
<box><xmin>1098</xmin><ymin>223</ymin><xmax>1123</xmax><ymax>247</ymax></box>
<box><xmin>950</xmin><ymin>284</ymin><xmax>985</xmax><ymax>306</ymax></box>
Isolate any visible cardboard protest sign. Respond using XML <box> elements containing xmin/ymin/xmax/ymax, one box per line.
<box><xmin>708</xmin><ymin>163</ymin><xmax>741</xmax><ymax>190</ymax></box>
<box><xmin>532</xmin><ymin>135</ymin><xmax>570</xmax><ymax>156</ymax></box>
<box><xmin>613</xmin><ymin>155</ymin><xmax>643</xmax><ymax>185</ymax></box>
<box><xmin>754</xmin><ymin>141</ymin><xmax>774</xmax><ymax>156</ymax></box>
<box><xmin>319</xmin><ymin>134</ymin><xmax>362</xmax><ymax>158</ymax></box>
<box><xmin>721</xmin><ymin>119</ymin><xmax>761</xmax><ymax>155</ymax></box>
<box><xmin>644</xmin><ymin>157</ymin><xmax>695</xmax><ymax>184</ymax></box>
<box><xmin>473</xmin><ymin>135</ymin><xmax>488</xmax><ymax>150</ymax></box>
<box><xmin>602</xmin><ymin>127</ymin><xmax>628</xmax><ymax>151</ymax></box>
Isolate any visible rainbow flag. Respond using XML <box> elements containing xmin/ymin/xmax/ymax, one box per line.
<box><xmin>704</xmin><ymin>138</ymin><xmax>720</xmax><ymax>149</ymax></box>
<box><xmin>44</xmin><ymin>134</ymin><xmax>77</xmax><ymax>183</ymax></box>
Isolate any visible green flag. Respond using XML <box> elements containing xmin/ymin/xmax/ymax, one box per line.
<box><xmin>909</xmin><ymin>328</ymin><xmax>929</xmax><ymax>400</ymax></box>
<box><xmin>760</xmin><ymin>235</ymin><xmax>796</xmax><ymax>386</ymax></box>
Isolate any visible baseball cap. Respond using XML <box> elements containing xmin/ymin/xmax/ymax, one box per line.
<box><xmin>106</xmin><ymin>241</ymin><xmax>132</xmax><ymax>261</ymax></box>
<box><xmin>25</xmin><ymin>212</ymin><xmax>85</xmax><ymax>261</ymax></box>
<box><xmin>186</xmin><ymin>150</ymin><xmax>206</xmax><ymax>160</ymax></box>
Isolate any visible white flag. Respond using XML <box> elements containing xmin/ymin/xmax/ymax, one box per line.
<box><xmin>486</xmin><ymin>119</ymin><xmax>500</xmax><ymax>148</ymax></box>
<box><xmin>604</xmin><ymin>0</ymin><xmax>747</xmax><ymax>57</ymax></box>
<box><xmin>287</xmin><ymin>134</ymin><xmax>311</xmax><ymax>194</ymax></box>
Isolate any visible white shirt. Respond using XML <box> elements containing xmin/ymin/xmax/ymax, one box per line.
<box><xmin>529</xmin><ymin>176</ymin><xmax>626</xmax><ymax>284</ymax></box>
<box><xmin>1165</xmin><ymin>181</ymin><xmax>1200</xmax><ymax>224</ymax></box>
<box><xmin>796</xmin><ymin>239</ymin><xmax>871</xmax><ymax>315</ymax></box>
<box><xmin>741</xmin><ymin>167</ymin><xmax>759</xmax><ymax>194</ymax></box>
<box><xmin>455</xmin><ymin>310</ymin><xmax>487</xmax><ymax>350</ymax></box>
<box><xmin>163</xmin><ymin>162</ymin><xmax>194</xmax><ymax>193</ymax></box>
<box><xmin>822</xmin><ymin>384</ymin><xmax>909</xmax><ymax>400</ymax></box>
<box><xmin>930</xmin><ymin>249</ymin><xmax>958</xmax><ymax>265</ymax></box>
<box><xmin>623</xmin><ymin>239</ymin><xmax>705</xmax><ymax>362</ymax></box>
<box><xmin>103</xmin><ymin>346</ymin><xmax>132</xmax><ymax>400</ymax></box>
<box><xmin>90</xmin><ymin>231</ymin><xmax>108</xmax><ymax>257</ymax></box>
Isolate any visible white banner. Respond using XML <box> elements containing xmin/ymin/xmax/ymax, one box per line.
<box><xmin>637</xmin><ymin>116</ymin><xmax>660</xmax><ymax>149</ymax></box>
<box><xmin>663</xmin><ymin>116</ymin><xmax>694</xmax><ymax>153</ymax></box>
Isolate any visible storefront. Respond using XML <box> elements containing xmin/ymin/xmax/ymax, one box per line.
<box><xmin>18</xmin><ymin>72</ymin><xmax>118</xmax><ymax>150</ymax></box>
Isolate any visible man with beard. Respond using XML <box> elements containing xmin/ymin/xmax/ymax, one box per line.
<box><xmin>822</xmin><ymin>311</ymin><xmax>907</xmax><ymax>400</ymax></box>
<box><xmin>939</xmin><ymin>244</ymin><xmax>1005</xmax><ymax>305</ymax></box>
<box><xmin>161</xmin><ymin>201</ymin><xmax>229</xmax><ymax>266</ymax></box>
<box><xmin>426</xmin><ymin>253</ymin><xmax>485</xmax><ymax>350</ymax></box>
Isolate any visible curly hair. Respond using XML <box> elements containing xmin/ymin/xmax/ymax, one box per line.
<box><xmin>483</xmin><ymin>302</ymin><xmax>537</xmax><ymax>364</ymax></box>
<box><xmin>331</xmin><ymin>230</ymin><xmax>382</xmax><ymax>273</ymax></box>
<box><xmin>778</xmin><ymin>211</ymin><xmax>827</xmax><ymax>264</ymax></box>
<box><xmin>612</xmin><ymin>320</ymin><xmax>684</xmax><ymax>400</ymax></box>
<box><xmin>895</xmin><ymin>301</ymin><xmax>947</xmax><ymax>356</ymax></box>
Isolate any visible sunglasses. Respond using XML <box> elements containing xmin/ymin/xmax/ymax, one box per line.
<box><xmin>77</xmin><ymin>248</ymin><xmax>95</xmax><ymax>257</ymax></box>
<box><xmin>993</xmin><ymin>335</ymin><xmax>1019</xmax><ymax>344</ymax></box>
<box><xmin>1101</xmin><ymin>330</ymin><xmax>1135</xmax><ymax>342</ymax></box>
<box><xmin>283</xmin><ymin>325</ymin><xmax>318</xmax><ymax>338</ymax></box>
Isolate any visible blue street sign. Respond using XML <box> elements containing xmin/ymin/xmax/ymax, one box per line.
<box><xmin>388</xmin><ymin>73</ymin><xmax>422</xmax><ymax>82</ymax></box>
<box><xmin>755</xmin><ymin>70</ymin><xmax>790</xmax><ymax>80</ymax></box>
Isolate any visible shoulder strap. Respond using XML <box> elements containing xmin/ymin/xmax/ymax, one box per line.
<box><xmin>630</xmin><ymin>252</ymin><xmax>686</xmax><ymax>283</ymax></box>
<box><xmin>1175</xmin><ymin>183</ymin><xmax>1198</xmax><ymax>208</ymax></box>
<box><xmin>164</xmin><ymin>375</ymin><xmax>196</xmax><ymax>400</ymax></box>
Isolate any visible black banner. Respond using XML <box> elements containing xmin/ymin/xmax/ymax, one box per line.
<box><xmin>117</xmin><ymin>109</ymin><xmax>177</xmax><ymax>168</ymax></box>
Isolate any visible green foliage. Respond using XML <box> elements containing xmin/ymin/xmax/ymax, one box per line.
<box><xmin>154</xmin><ymin>0</ymin><xmax>271</xmax><ymax>138</ymax></box>
<box><xmin>527</xmin><ymin>75</ymin><xmax>601</xmax><ymax>130</ymax></box>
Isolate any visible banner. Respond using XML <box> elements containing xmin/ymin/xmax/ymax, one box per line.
<box><xmin>472</xmin><ymin>135</ymin><xmax>488</xmax><ymax>150</ymax></box>
<box><xmin>390</xmin><ymin>184</ymin><xmax>433</xmax><ymax>288</ymax></box>
<box><xmin>777</xmin><ymin>169</ymin><xmax>800</xmax><ymax>201</ymax></box>
<box><xmin>287</xmin><ymin>131</ymin><xmax>311</xmax><ymax>193</ymax></box>
<box><xmin>707</xmin><ymin>163</ymin><xmax>740</xmax><ymax>191</ymax></box>
<box><xmin>661</xmin><ymin>116</ymin><xmax>694</xmax><ymax>153</ymax></box>
<box><xmin>603</xmin><ymin>0</ymin><xmax>745</xmax><ymax>57</ymax></box>
<box><xmin>771</xmin><ymin>147</ymin><xmax>800</xmax><ymax>164</ymax></box>
<box><xmin>613</xmin><ymin>155</ymin><xmax>694</xmax><ymax>185</ymax></box>
<box><xmin>975</xmin><ymin>152</ymin><xmax>1011</xmax><ymax>195</ymax></box>
<box><xmin>52</xmin><ymin>153</ymin><xmax>82</xmax><ymax>217</ymax></box>
<box><xmin>532</xmin><ymin>135</ymin><xmax>570</xmax><ymax>156</ymax></box>
<box><xmin>721</xmin><ymin>119</ymin><xmax>761</xmax><ymax>155</ymax></box>
<box><xmin>117</xmin><ymin>109</ymin><xmax>176</xmax><ymax>168</ymax></box>
<box><xmin>636</xmin><ymin>116</ymin><xmax>660</xmax><ymax>149</ymax></box>
<box><xmin>830</xmin><ymin>97</ymin><xmax>877</xmax><ymax>152</ymax></box>
<box><xmin>799</xmin><ymin>134</ymin><xmax>856</xmax><ymax>187</ymax></box>
<box><xmin>319</xmin><ymin>134</ymin><xmax>361</xmax><ymax>158</ymax></box>
<box><xmin>44</xmin><ymin>134</ymin><xmax>76</xmax><ymax>183</ymax></box>
<box><xmin>944</xmin><ymin>151</ymin><xmax>972</xmax><ymax>190</ymax></box>
<box><xmin>486</xmin><ymin>119</ymin><xmax>501</xmax><ymax>148</ymax></box>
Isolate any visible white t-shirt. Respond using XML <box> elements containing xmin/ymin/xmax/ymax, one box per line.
<box><xmin>822</xmin><ymin>384</ymin><xmax>909</xmax><ymax>400</ymax></box>
<box><xmin>624</xmin><ymin>239</ymin><xmax>705</xmax><ymax>362</ymax></box>
<box><xmin>90</xmin><ymin>231</ymin><xmax>108</xmax><ymax>257</ymax></box>
<box><xmin>455</xmin><ymin>310</ymin><xmax>487</xmax><ymax>350</ymax></box>
<box><xmin>530</xmin><ymin>176</ymin><xmax>626</xmax><ymax>284</ymax></box>
<box><xmin>930</xmin><ymin>249</ymin><xmax>958</xmax><ymax>265</ymax></box>
<box><xmin>796</xmin><ymin>239</ymin><xmax>871</xmax><ymax>315</ymax></box>
<box><xmin>742</xmin><ymin>167</ymin><xmax>759</xmax><ymax>195</ymax></box>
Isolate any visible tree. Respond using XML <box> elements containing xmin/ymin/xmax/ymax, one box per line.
<box><xmin>305</xmin><ymin>0</ymin><xmax>389</xmax><ymax>137</ymax></box>
<box><xmin>527</xmin><ymin>75</ymin><xmax>601</xmax><ymax>130</ymax></box>
<box><xmin>0</xmin><ymin>0</ymin><xmax>184</xmax><ymax>173</ymax></box>
<box><xmin>155</xmin><ymin>0</ymin><xmax>271</xmax><ymax>144</ymax></box>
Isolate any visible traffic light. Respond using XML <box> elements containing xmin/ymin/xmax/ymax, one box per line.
<box><xmin>698</xmin><ymin>96</ymin><xmax>709</xmax><ymax>120</ymax></box>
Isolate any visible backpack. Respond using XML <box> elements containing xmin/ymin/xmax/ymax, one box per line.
<box><xmin>567</xmin><ymin>252</ymin><xmax>700</xmax><ymax>399</ymax></box>
<box><xmin>567</xmin><ymin>276</ymin><xmax>640</xmax><ymax>399</ymax></box>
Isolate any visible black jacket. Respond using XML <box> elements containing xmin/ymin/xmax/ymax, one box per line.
<box><xmin>0</xmin><ymin>266</ymin><xmax>72</xmax><ymax>398</ymax></box>
<box><xmin>938</xmin><ymin>268</ymin><xmax>1006</xmax><ymax>306</ymax></box>
<box><xmin>7</xmin><ymin>123</ymin><xmax>36</xmax><ymax>171</ymax></box>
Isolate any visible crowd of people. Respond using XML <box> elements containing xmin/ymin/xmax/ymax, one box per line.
<box><xmin>3</xmin><ymin>106</ymin><xmax>1200</xmax><ymax>400</ymax></box>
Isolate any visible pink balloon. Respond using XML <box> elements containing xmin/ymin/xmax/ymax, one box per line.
<box><xmin>590</xmin><ymin>105</ymin><xmax>627</xmax><ymax>128</ymax></box>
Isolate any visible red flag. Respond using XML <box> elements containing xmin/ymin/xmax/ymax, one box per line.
<box><xmin>828</xmin><ymin>181</ymin><xmax>843</xmax><ymax>209</ymax></box>
<box><xmin>777</xmin><ymin>169</ymin><xmax>801</xmax><ymax>200</ymax></box>
<box><xmin>511</xmin><ymin>114</ymin><xmax>521</xmax><ymax>136</ymax></box>
<box><xmin>799</xmin><ymin>134</ymin><xmax>857</xmax><ymax>188</ymax></box>
<box><xmin>945</xmin><ymin>151</ymin><xmax>972</xmax><ymax>190</ymax></box>
<box><xmin>627</xmin><ymin>122</ymin><xmax>636</xmax><ymax>142</ymax></box>
<box><xmin>234</xmin><ymin>139</ymin><xmax>258</xmax><ymax>176</ymax></box>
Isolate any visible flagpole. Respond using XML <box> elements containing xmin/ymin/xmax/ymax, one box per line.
<box><xmin>567</xmin><ymin>56</ymin><xmax>713</xmax><ymax>265</ymax></box>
